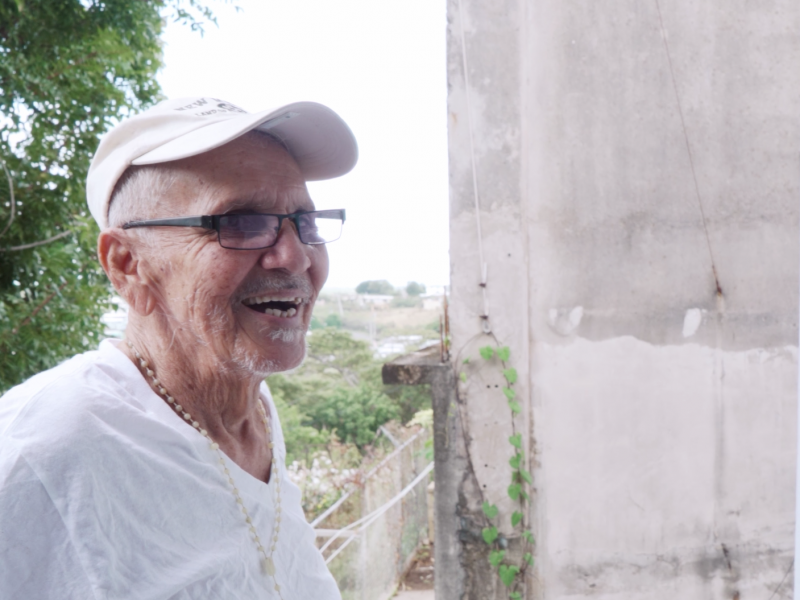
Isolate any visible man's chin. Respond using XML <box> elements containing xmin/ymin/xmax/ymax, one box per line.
<box><xmin>233</xmin><ymin>329</ymin><xmax>307</xmax><ymax>376</ymax></box>
<box><xmin>268</xmin><ymin>328</ymin><xmax>306</xmax><ymax>344</ymax></box>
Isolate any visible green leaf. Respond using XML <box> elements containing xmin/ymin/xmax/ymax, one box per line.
<box><xmin>509</xmin><ymin>433</ymin><xmax>522</xmax><ymax>449</ymax></box>
<box><xmin>482</xmin><ymin>501</ymin><xmax>499</xmax><ymax>519</ymax></box>
<box><xmin>462</xmin><ymin>357</ymin><xmax>470</xmax><ymax>364</ymax></box>
<box><xmin>423</xmin><ymin>438</ymin><xmax>434</xmax><ymax>461</ymax></box>
<box><xmin>508</xmin><ymin>453</ymin><xmax>521</xmax><ymax>469</ymax></box>
<box><xmin>502</xmin><ymin>368</ymin><xmax>518</xmax><ymax>384</ymax></box>
<box><xmin>523</xmin><ymin>530</ymin><xmax>535</xmax><ymax>544</ymax></box>
<box><xmin>498</xmin><ymin>564</ymin><xmax>519</xmax><ymax>587</ymax></box>
<box><xmin>482</xmin><ymin>526</ymin><xmax>498</xmax><ymax>545</ymax></box>
<box><xmin>508</xmin><ymin>400</ymin><xmax>521</xmax><ymax>414</ymax></box>
<box><xmin>508</xmin><ymin>483</ymin><xmax>521</xmax><ymax>501</ymax></box>
<box><xmin>521</xmin><ymin>490</ymin><xmax>530</xmax><ymax>502</ymax></box>
<box><xmin>511</xmin><ymin>510</ymin><xmax>523</xmax><ymax>527</ymax></box>
<box><xmin>502</xmin><ymin>387</ymin><xmax>516</xmax><ymax>401</ymax></box>
<box><xmin>520</xmin><ymin>469</ymin><xmax>532</xmax><ymax>484</ymax></box>
<box><xmin>460</xmin><ymin>372</ymin><xmax>467</xmax><ymax>383</ymax></box>
<box><xmin>497</xmin><ymin>346</ymin><xmax>511</xmax><ymax>361</ymax></box>
<box><xmin>488</xmin><ymin>549</ymin><xmax>506</xmax><ymax>567</ymax></box>
<box><xmin>524</xmin><ymin>552</ymin><xmax>534</xmax><ymax>566</ymax></box>
<box><xmin>509</xmin><ymin>593</ymin><xmax>522</xmax><ymax>600</ymax></box>
<box><xmin>479</xmin><ymin>345</ymin><xmax>495</xmax><ymax>360</ymax></box>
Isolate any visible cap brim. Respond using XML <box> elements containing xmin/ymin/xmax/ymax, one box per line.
<box><xmin>131</xmin><ymin>101</ymin><xmax>358</xmax><ymax>181</ymax></box>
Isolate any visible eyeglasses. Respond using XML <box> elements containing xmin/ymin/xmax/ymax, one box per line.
<box><xmin>122</xmin><ymin>209</ymin><xmax>346</xmax><ymax>250</ymax></box>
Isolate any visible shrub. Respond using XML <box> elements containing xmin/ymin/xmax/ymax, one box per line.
<box><xmin>355</xmin><ymin>280</ymin><xmax>396</xmax><ymax>295</ymax></box>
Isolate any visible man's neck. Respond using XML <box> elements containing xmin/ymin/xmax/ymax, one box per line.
<box><xmin>121</xmin><ymin>324</ymin><xmax>274</xmax><ymax>482</ymax></box>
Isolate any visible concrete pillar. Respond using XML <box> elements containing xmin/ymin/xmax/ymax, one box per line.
<box><xmin>383</xmin><ymin>347</ymin><xmax>469</xmax><ymax>600</ymax></box>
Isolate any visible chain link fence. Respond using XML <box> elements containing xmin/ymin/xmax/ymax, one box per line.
<box><xmin>312</xmin><ymin>427</ymin><xmax>433</xmax><ymax>600</ymax></box>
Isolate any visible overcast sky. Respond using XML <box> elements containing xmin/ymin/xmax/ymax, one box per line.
<box><xmin>158</xmin><ymin>0</ymin><xmax>449</xmax><ymax>291</ymax></box>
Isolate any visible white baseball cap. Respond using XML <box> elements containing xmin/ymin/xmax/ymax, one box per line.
<box><xmin>86</xmin><ymin>96</ymin><xmax>358</xmax><ymax>228</ymax></box>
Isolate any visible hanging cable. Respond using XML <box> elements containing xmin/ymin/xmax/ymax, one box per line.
<box><xmin>456</xmin><ymin>0</ymin><xmax>491</xmax><ymax>333</ymax></box>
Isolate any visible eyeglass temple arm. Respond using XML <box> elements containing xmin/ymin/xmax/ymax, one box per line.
<box><xmin>122</xmin><ymin>216</ymin><xmax>213</xmax><ymax>230</ymax></box>
<box><xmin>306</xmin><ymin>209</ymin><xmax>346</xmax><ymax>223</ymax></box>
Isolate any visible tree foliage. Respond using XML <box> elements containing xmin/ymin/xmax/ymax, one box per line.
<box><xmin>355</xmin><ymin>279</ymin><xmax>395</xmax><ymax>295</ymax></box>
<box><xmin>0</xmin><ymin>0</ymin><xmax>220</xmax><ymax>393</ymax></box>
<box><xmin>268</xmin><ymin>328</ymin><xmax>430</xmax><ymax>461</ymax></box>
<box><xmin>306</xmin><ymin>384</ymin><xmax>399</xmax><ymax>449</ymax></box>
<box><xmin>405</xmin><ymin>281</ymin><xmax>426</xmax><ymax>296</ymax></box>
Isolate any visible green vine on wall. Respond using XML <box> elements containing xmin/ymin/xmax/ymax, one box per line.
<box><xmin>462</xmin><ymin>345</ymin><xmax>535</xmax><ymax>599</ymax></box>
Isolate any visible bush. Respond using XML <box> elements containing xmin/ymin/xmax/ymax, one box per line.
<box><xmin>405</xmin><ymin>281</ymin><xmax>426</xmax><ymax>296</ymax></box>
<box><xmin>355</xmin><ymin>280</ymin><xmax>396</xmax><ymax>295</ymax></box>
<box><xmin>325</xmin><ymin>313</ymin><xmax>342</xmax><ymax>328</ymax></box>
<box><xmin>286</xmin><ymin>444</ymin><xmax>361</xmax><ymax>521</ymax></box>
<box><xmin>306</xmin><ymin>384</ymin><xmax>400</xmax><ymax>449</ymax></box>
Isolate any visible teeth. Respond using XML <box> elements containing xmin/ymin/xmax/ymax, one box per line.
<box><xmin>256</xmin><ymin>307</ymin><xmax>299</xmax><ymax>318</ymax></box>
<box><xmin>243</xmin><ymin>296</ymin><xmax>303</xmax><ymax>306</ymax></box>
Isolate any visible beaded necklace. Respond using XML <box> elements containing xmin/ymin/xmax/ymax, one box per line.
<box><xmin>126</xmin><ymin>340</ymin><xmax>284</xmax><ymax>598</ymax></box>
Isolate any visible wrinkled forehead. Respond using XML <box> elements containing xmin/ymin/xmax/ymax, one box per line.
<box><xmin>157</xmin><ymin>132</ymin><xmax>314</xmax><ymax>216</ymax></box>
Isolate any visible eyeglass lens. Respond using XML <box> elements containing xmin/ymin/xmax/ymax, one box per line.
<box><xmin>217</xmin><ymin>212</ymin><xmax>343</xmax><ymax>249</ymax></box>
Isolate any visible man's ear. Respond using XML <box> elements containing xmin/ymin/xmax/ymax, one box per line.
<box><xmin>98</xmin><ymin>229</ymin><xmax>158</xmax><ymax>316</ymax></box>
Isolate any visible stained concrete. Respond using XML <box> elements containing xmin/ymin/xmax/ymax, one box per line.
<box><xmin>447</xmin><ymin>0</ymin><xmax>800</xmax><ymax>598</ymax></box>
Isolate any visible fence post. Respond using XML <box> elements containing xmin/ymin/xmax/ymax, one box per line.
<box><xmin>383</xmin><ymin>345</ymin><xmax>467</xmax><ymax>600</ymax></box>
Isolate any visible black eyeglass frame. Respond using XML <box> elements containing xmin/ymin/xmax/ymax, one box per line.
<box><xmin>122</xmin><ymin>209</ymin><xmax>346</xmax><ymax>250</ymax></box>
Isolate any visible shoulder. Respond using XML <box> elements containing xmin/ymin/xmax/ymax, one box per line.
<box><xmin>0</xmin><ymin>340</ymin><xmax>145</xmax><ymax>442</ymax></box>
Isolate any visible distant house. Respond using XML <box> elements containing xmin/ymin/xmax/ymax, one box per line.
<box><xmin>356</xmin><ymin>294</ymin><xmax>394</xmax><ymax>307</ymax></box>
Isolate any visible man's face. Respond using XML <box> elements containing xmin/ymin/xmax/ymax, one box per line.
<box><xmin>134</xmin><ymin>133</ymin><xmax>328</xmax><ymax>375</ymax></box>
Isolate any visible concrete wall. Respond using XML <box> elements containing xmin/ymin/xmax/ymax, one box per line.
<box><xmin>447</xmin><ymin>0</ymin><xmax>800</xmax><ymax>598</ymax></box>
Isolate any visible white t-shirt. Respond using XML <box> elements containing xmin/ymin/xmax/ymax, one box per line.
<box><xmin>0</xmin><ymin>339</ymin><xmax>341</xmax><ymax>600</ymax></box>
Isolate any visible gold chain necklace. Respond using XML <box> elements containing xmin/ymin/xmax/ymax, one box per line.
<box><xmin>126</xmin><ymin>340</ymin><xmax>285</xmax><ymax>597</ymax></box>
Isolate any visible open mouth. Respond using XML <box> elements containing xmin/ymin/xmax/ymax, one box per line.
<box><xmin>242</xmin><ymin>295</ymin><xmax>303</xmax><ymax>318</ymax></box>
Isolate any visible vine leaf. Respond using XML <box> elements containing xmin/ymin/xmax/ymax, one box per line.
<box><xmin>482</xmin><ymin>501</ymin><xmax>499</xmax><ymax>519</ymax></box>
<box><xmin>508</xmin><ymin>483</ymin><xmax>522</xmax><ymax>501</ymax></box>
<box><xmin>508</xmin><ymin>453</ymin><xmax>521</xmax><ymax>469</ymax></box>
<box><xmin>523</xmin><ymin>530</ymin><xmax>535</xmax><ymax>544</ymax></box>
<box><xmin>524</xmin><ymin>552</ymin><xmax>534</xmax><ymax>566</ymax></box>
<box><xmin>510</xmin><ymin>593</ymin><xmax>522</xmax><ymax>600</ymax></box>
<box><xmin>463</xmin><ymin>357</ymin><xmax>470</xmax><ymax>364</ymax></box>
<box><xmin>460</xmin><ymin>372</ymin><xmax>467</xmax><ymax>383</ymax></box>
<box><xmin>511</xmin><ymin>510</ymin><xmax>523</xmax><ymax>527</ymax></box>
<box><xmin>498</xmin><ymin>564</ymin><xmax>519</xmax><ymax>587</ymax></box>
<box><xmin>502</xmin><ymin>387</ymin><xmax>516</xmax><ymax>401</ymax></box>
<box><xmin>497</xmin><ymin>346</ymin><xmax>511</xmax><ymax>361</ymax></box>
<box><xmin>482</xmin><ymin>526</ymin><xmax>498</xmax><ymax>545</ymax></box>
<box><xmin>508</xmin><ymin>400</ymin><xmax>521</xmax><ymax>414</ymax></box>
<box><xmin>479</xmin><ymin>345</ymin><xmax>495</xmax><ymax>360</ymax></box>
<box><xmin>489</xmin><ymin>549</ymin><xmax>506</xmax><ymax>568</ymax></box>
<box><xmin>509</xmin><ymin>433</ymin><xmax>522</xmax><ymax>449</ymax></box>
<box><xmin>520</xmin><ymin>469</ymin><xmax>532</xmax><ymax>484</ymax></box>
<box><xmin>502</xmin><ymin>367</ymin><xmax>518</xmax><ymax>384</ymax></box>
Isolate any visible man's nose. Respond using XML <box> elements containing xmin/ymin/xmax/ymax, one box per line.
<box><xmin>258</xmin><ymin>219</ymin><xmax>311</xmax><ymax>273</ymax></box>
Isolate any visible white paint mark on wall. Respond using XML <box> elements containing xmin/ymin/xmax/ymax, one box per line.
<box><xmin>548</xmin><ymin>306</ymin><xmax>584</xmax><ymax>336</ymax></box>
<box><xmin>570</xmin><ymin>306</ymin><xmax>584</xmax><ymax>329</ymax></box>
<box><xmin>682</xmin><ymin>308</ymin><xmax>703</xmax><ymax>338</ymax></box>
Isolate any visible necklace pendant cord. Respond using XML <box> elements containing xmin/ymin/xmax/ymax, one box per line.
<box><xmin>126</xmin><ymin>340</ymin><xmax>286</xmax><ymax>599</ymax></box>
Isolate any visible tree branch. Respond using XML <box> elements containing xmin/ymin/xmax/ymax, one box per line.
<box><xmin>1</xmin><ymin>230</ymin><xmax>73</xmax><ymax>251</ymax></box>
<box><xmin>10</xmin><ymin>281</ymin><xmax>69</xmax><ymax>336</ymax></box>
<box><xmin>0</xmin><ymin>159</ymin><xmax>16</xmax><ymax>239</ymax></box>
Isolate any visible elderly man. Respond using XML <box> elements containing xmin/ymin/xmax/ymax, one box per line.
<box><xmin>0</xmin><ymin>97</ymin><xmax>357</xmax><ymax>598</ymax></box>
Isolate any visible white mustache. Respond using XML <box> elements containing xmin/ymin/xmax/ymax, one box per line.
<box><xmin>235</xmin><ymin>276</ymin><xmax>314</xmax><ymax>302</ymax></box>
